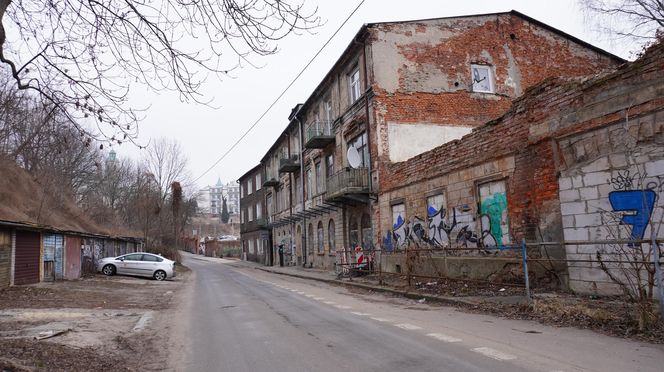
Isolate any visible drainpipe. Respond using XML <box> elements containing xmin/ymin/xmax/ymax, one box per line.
<box><xmin>357</xmin><ymin>32</ymin><xmax>374</xmax><ymax>251</ymax></box>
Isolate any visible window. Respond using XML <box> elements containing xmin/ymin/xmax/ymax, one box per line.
<box><xmin>295</xmin><ymin>174</ymin><xmax>302</xmax><ymax>203</ymax></box>
<box><xmin>349</xmin><ymin>215</ymin><xmax>359</xmax><ymax>247</ymax></box>
<box><xmin>392</xmin><ymin>203</ymin><xmax>405</xmax><ymax>228</ymax></box>
<box><xmin>241</xmin><ymin>184</ymin><xmax>244</xmax><ymax>198</ymax></box>
<box><xmin>308</xmin><ymin>223</ymin><xmax>314</xmax><ymax>253</ymax></box>
<box><xmin>256</xmin><ymin>203</ymin><xmax>262</xmax><ymax>219</ymax></box>
<box><xmin>326</xmin><ymin>154</ymin><xmax>334</xmax><ymax>178</ymax></box>
<box><xmin>267</xmin><ymin>194</ymin><xmax>273</xmax><ymax>215</ymax></box>
<box><xmin>324</xmin><ymin>96</ymin><xmax>333</xmax><ymax>123</ymax></box>
<box><xmin>256</xmin><ymin>238</ymin><xmax>262</xmax><ymax>255</ymax></box>
<box><xmin>348</xmin><ymin>132</ymin><xmax>369</xmax><ymax>168</ymax></box>
<box><xmin>241</xmin><ymin>209</ymin><xmax>245</xmax><ymax>223</ymax></box>
<box><xmin>317</xmin><ymin>221</ymin><xmax>324</xmax><ymax>253</ymax></box>
<box><xmin>249</xmin><ymin>239</ymin><xmax>255</xmax><ymax>254</ymax></box>
<box><xmin>361</xmin><ymin>213</ymin><xmax>372</xmax><ymax>249</ymax></box>
<box><xmin>306</xmin><ymin>168</ymin><xmax>313</xmax><ymax>200</ymax></box>
<box><xmin>471</xmin><ymin>64</ymin><xmax>494</xmax><ymax>93</ymax></box>
<box><xmin>247</xmin><ymin>179</ymin><xmax>253</xmax><ymax>195</ymax></box>
<box><xmin>349</xmin><ymin>65</ymin><xmax>361</xmax><ymax>103</ymax></box>
<box><xmin>315</xmin><ymin>161</ymin><xmax>323</xmax><ymax>193</ymax></box>
<box><xmin>426</xmin><ymin>193</ymin><xmax>446</xmax><ymax>217</ymax></box>
<box><xmin>256</xmin><ymin>173</ymin><xmax>261</xmax><ymax>190</ymax></box>
<box><xmin>328</xmin><ymin>220</ymin><xmax>336</xmax><ymax>253</ymax></box>
<box><xmin>142</xmin><ymin>254</ymin><xmax>163</xmax><ymax>262</ymax></box>
<box><xmin>248</xmin><ymin>205</ymin><xmax>253</xmax><ymax>221</ymax></box>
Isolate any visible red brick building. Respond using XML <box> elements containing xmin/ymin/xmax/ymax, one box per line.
<box><xmin>253</xmin><ymin>10</ymin><xmax>623</xmax><ymax>271</ymax></box>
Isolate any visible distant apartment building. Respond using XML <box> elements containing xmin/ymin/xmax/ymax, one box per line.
<box><xmin>196</xmin><ymin>178</ymin><xmax>240</xmax><ymax>218</ymax></box>
<box><xmin>248</xmin><ymin>10</ymin><xmax>622</xmax><ymax>269</ymax></box>
<box><xmin>239</xmin><ymin>165</ymin><xmax>271</xmax><ymax>264</ymax></box>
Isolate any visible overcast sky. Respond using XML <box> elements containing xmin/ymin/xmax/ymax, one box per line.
<box><xmin>118</xmin><ymin>0</ymin><xmax>630</xmax><ymax>190</ymax></box>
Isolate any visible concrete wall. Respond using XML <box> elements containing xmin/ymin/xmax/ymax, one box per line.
<box><xmin>557</xmin><ymin>117</ymin><xmax>664</xmax><ymax>294</ymax></box>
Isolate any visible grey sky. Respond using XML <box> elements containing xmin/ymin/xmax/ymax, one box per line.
<box><xmin>118</xmin><ymin>0</ymin><xmax>629</xmax><ymax>190</ymax></box>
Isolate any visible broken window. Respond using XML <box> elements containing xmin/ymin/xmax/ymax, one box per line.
<box><xmin>391</xmin><ymin>203</ymin><xmax>405</xmax><ymax>228</ymax></box>
<box><xmin>471</xmin><ymin>64</ymin><xmax>494</xmax><ymax>93</ymax></box>
<box><xmin>348</xmin><ymin>132</ymin><xmax>368</xmax><ymax>168</ymax></box>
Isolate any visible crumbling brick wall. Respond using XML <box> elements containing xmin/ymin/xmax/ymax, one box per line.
<box><xmin>376</xmin><ymin>40</ymin><xmax>664</xmax><ymax>293</ymax></box>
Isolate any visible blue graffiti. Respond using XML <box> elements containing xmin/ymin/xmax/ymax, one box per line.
<box><xmin>383</xmin><ymin>232</ymin><xmax>393</xmax><ymax>252</ymax></box>
<box><xmin>608</xmin><ymin>190</ymin><xmax>656</xmax><ymax>243</ymax></box>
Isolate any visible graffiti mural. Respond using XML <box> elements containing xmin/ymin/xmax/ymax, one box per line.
<box><xmin>478</xmin><ymin>180</ymin><xmax>510</xmax><ymax>246</ymax></box>
<box><xmin>604</xmin><ymin>168</ymin><xmax>660</xmax><ymax>245</ymax></box>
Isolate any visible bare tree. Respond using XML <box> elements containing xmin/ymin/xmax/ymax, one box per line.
<box><xmin>581</xmin><ymin>1</ymin><xmax>664</xmax><ymax>52</ymax></box>
<box><xmin>0</xmin><ymin>0</ymin><xmax>319</xmax><ymax>144</ymax></box>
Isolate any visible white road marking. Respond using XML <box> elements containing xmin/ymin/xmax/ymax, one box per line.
<box><xmin>296</xmin><ymin>291</ymin><xmax>305</xmax><ymax>295</ymax></box>
<box><xmin>305</xmin><ymin>294</ymin><xmax>315</xmax><ymax>298</ymax></box>
<box><xmin>313</xmin><ymin>297</ymin><xmax>325</xmax><ymax>301</ymax></box>
<box><xmin>370</xmin><ymin>317</ymin><xmax>393</xmax><ymax>322</ymax></box>
<box><xmin>426</xmin><ymin>333</ymin><xmax>461</xmax><ymax>343</ymax></box>
<box><xmin>334</xmin><ymin>305</ymin><xmax>351</xmax><ymax>309</ymax></box>
<box><xmin>395</xmin><ymin>323</ymin><xmax>422</xmax><ymax>331</ymax></box>
<box><xmin>323</xmin><ymin>301</ymin><xmax>337</xmax><ymax>305</ymax></box>
<box><xmin>290</xmin><ymin>289</ymin><xmax>298</xmax><ymax>292</ymax></box>
<box><xmin>472</xmin><ymin>347</ymin><xmax>517</xmax><ymax>361</ymax></box>
<box><xmin>350</xmin><ymin>312</ymin><xmax>371</xmax><ymax>316</ymax></box>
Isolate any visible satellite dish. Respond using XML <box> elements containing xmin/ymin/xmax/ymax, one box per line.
<box><xmin>347</xmin><ymin>146</ymin><xmax>361</xmax><ymax>168</ymax></box>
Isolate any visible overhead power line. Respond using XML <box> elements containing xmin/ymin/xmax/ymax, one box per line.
<box><xmin>194</xmin><ymin>0</ymin><xmax>366</xmax><ymax>184</ymax></box>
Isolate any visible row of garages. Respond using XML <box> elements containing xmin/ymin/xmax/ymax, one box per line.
<box><xmin>0</xmin><ymin>223</ymin><xmax>142</xmax><ymax>287</ymax></box>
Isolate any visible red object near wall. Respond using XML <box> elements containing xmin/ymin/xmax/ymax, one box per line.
<box><xmin>14</xmin><ymin>230</ymin><xmax>40</xmax><ymax>285</ymax></box>
<box><xmin>64</xmin><ymin>235</ymin><xmax>82</xmax><ymax>280</ymax></box>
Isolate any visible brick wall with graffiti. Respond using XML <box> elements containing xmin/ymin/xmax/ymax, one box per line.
<box><xmin>379</xmin><ymin>156</ymin><xmax>516</xmax><ymax>252</ymax></box>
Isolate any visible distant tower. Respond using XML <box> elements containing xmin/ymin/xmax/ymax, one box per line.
<box><xmin>106</xmin><ymin>149</ymin><xmax>118</xmax><ymax>170</ymax></box>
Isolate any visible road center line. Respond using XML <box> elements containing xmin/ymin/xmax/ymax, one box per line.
<box><xmin>350</xmin><ymin>312</ymin><xmax>371</xmax><ymax>316</ymax></box>
<box><xmin>370</xmin><ymin>317</ymin><xmax>393</xmax><ymax>322</ymax></box>
<box><xmin>426</xmin><ymin>333</ymin><xmax>461</xmax><ymax>343</ymax></box>
<box><xmin>472</xmin><ymin>347</ymin><xmax>517</xmax><ymax>361</ymax></box>
<box><xmin>334</xmin><ymin>305</ymin><xmax>351</xmax><ymax>309</ymax></box>
<box><xmin>395</xmin><ymin>323</ymin><xmax>422</xmax><ymax>331</ymax></box>
<box><xmin>323</xmin><ymin>301</ymin><xmax>337</xmax><ymax>305</ymax></box>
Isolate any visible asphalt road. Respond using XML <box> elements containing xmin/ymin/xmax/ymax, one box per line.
<box><xmin>172</xmin><ymin>255</ymin><xmax>664</xmax><ymax>372</ymax></box>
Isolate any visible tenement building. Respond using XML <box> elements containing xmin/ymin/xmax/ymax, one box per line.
<box><xmin>239</xmin><ymin>164</ymin><xmax>271</xmax><ymax>264</ymax></box>
<box><xmin>244</xmin><ymin>10</ymin><xmax>623</xmax><ymax>273</ymax></box>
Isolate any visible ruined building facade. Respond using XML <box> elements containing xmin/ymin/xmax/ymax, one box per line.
<box><xmin>245</xmin><ymin>11</ymin><xmax>623</xmax><ymax>276</ymax></box>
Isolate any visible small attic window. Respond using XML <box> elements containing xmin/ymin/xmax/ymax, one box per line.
<box><xmin>471</xmin><ymin>64</ymin><xmax>494</xmax><ymax>93</ymax></box>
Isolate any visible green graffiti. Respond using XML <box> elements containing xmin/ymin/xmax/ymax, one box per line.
<box><xmin>480</xmin><ymin>192</ymin><xmax>508</xmax><ymax>245</ymax></box>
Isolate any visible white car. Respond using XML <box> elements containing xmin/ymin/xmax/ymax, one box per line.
<box><xmin>98</xmin><ymin>253</ymin><xmax>176</xmax><ymax>281</ymax></box>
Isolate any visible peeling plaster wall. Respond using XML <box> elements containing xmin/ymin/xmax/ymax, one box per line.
<box><xmin>387</xmin><ymin>123</ymin><xmax>472</xmax><ymax>162</ymax></box>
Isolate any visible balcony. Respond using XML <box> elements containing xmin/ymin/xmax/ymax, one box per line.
<box><xmin>304</xmin><ymin>121</ymin><xmax>335</xmax><ymax>149</ymax></box>
<box><xmin>262</xmin><ymin>171</ymin><xmax>280</xmax><ymax>188</ymax></box>
<box><xmin>256</xmin><ymin>218</ymin><xmax>268</xmax><ymax>228</ymax></box>
<box><xmin>279</xmin><ymin>154</ymin><xmax>300</xmax><ymax>173</ymax></box>
<box><xmin>325</xmin><ymin>167</ymin><xmax>370</xmax><ymax>203</ymax></box>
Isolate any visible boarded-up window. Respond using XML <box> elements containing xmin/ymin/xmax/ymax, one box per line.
<box><xmin>478</xmin><ymin>180</ymin><xmax>510</xmax><ymax>246</ymax></box>
<box><xmin>426</xmin><ymin>193</ymin><xmax>446</xmax><ymax>217</ymax></box>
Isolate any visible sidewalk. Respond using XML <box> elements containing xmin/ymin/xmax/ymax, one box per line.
<box><xmin>216</xmin><ymin>255</ymin><xmax>526</xmax><ymax>307</ymax></box>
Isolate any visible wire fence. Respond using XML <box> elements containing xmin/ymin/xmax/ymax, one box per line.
<box><xmin>333</xmin><ymin>237</ymin><xmax>664</xmax><ymax>318</ymax></box>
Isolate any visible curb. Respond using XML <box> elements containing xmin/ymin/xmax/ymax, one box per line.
<box><xmin>254</xmin><ymin>266</ymin><xmax>482</xmax><ymax>307</ymax></box>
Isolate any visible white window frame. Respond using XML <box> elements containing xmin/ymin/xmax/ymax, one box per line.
<box><xmin>248</xmin><ymin>205</ymin><xmax>254</xmax><ymax>221</ymax></box>
<box><xmin>471</xmin><ymin>64</ymin><xmax>494</xmax><ymax>93</ymax></box>
<box><xmin>349</xmin><ymin>66</ymin><xmax>361</xmax><ymax>103</ymax></box>
<box><xmin>256</xmin><ymin>203</ymin><xmax>262</xmax><ymax>219</ymax></box>
<box><xmin>247</xmin><ymin>179</ymin><xmax>253</xmax><ymax>195</ymax></box>
<box><xmin>256</xmin><ymin>173</ymin><xmax>261</xmax><ymax>190</ymax></box>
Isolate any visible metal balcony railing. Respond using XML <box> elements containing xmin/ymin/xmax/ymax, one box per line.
<box><xmin>305</xmin><ymin>120</ymin><xmax>335</xmax><ymax>149</ymax></box>
<box><xmin>262</xmin><ymin>170</ymin><xmax>280</xmax><ymax>187</ymax></box>
<box><xmin>325</xmin><ymin>167</ymin><xmax>369</xmax><ymax>201</ymax></box>
<box><xmin>278</xmin><ymin>154</ymin><xmax>300</xmax><ymax>173</ymax></box>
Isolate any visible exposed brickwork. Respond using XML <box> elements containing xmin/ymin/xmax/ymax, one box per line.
<box><xmin>377</xmin><ymin>40</ymin><xmax>664</xmax><ymax>292</ymax></box>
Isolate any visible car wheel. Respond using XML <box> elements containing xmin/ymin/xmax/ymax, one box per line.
<box><xmin>102</xmin><ymin>264</ymin><xmax>116</xmax><ymax>276</ymax></box>
<box><xmin>154</xmin><ymin>270</ymin><xmax>167</xmax><ymax>281</ymax></box>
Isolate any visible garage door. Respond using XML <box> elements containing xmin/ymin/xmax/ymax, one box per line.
<box><xmin>15</xmin><ymin>230</ymin><xmax>40</xmax><ymax>285</ymax></box>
